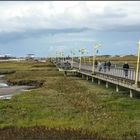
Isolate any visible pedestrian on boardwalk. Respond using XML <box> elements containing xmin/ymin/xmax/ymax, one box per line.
<box><xmin>123</xmin><ymin>61</ymin><xmax>129</xmax><ymax>77</ymax></box>
<box><xmin>103</xmin><ymin>61</ymin><xmax>107</xmax><ymax>72</ymax></box>
<box><xmin>107</xmin><ymin>61</ymin><xmax>111</xmax><ymax>71</ymax></box>
<box><xmin>94</xmin><ymin>60</ymin><xmax>98</xmax><ymax>69</ymax></box>
<box><xmin>98</xmin><ymin>61</ymin><xmax>102</xmax><ymax>72</ymax></box>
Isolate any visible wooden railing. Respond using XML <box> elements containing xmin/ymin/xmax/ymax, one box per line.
<box><xmin>73</xmin><ymin>62</ymin><xmax>138</xmax><ymax>82</ymax></box>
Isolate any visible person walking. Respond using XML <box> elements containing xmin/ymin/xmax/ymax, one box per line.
<box><xmin>123</xmin><ymin>61</ymin><xmax>129</xmax><ymax>77</ymax></box>
<box><xmin>98</xmin><ymin>61</ymin><xmax>102</xmax><ymax>72</ymax></box>
<box><xmin>107</xmin><ymin>61</ymin><xmax>111</xmax><ymax>71</ymax></box>
<box><xmin>104</xmin><ymin>61</ymin><xmax>107</xmax><ymax>72</ymax></box>
<box><xmin>94</xmin><ymin>60</ymin><xmax>98</xmax><ymax>69</ymax></box>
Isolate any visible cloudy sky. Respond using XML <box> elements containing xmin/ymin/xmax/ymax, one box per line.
<box><xmin>0</xmin><ymin>1</ymin><xmax>140</xmax><ymax>57</ymax></box>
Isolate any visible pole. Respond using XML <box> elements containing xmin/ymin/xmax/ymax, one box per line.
<box><xmin>71</xmin><ymin>50</ymin><xmax>74</xmax><ymax>68</ymax></box>
<box><xmin>92</xmin><ymin>43</ymin><xmax>101</xmax><ymax>75</ymax></box>
<box><xmin>87</xmin><ymin>50</ymin><xmax>90</xmax><ymax>63</ymax></box>
<box><xmin>56</xmin><ymin>52</ymin><xmax>58</xmax><ymax>62</ymax></box>
<box><xmin>79</xmin><ymin>49</ymin><xmax>82</xmax><ymax>71</ymax></box>
<box><xmin>89</xmin><ymin>57</ymin><xmax>91</xmax><ymax>63</ymax></box>
<box><xmin>55</xmin><ymin>52</ymin><xmax>57</xmax><ymax>62</ymax></box>
<box><xmin>84</xmin><ymin>57</ymin><xmax>86</xmax><ymax>63</ymax></box>
<box><xmin>61</xmin><ymin>52</ymin><xmax>64</xmax><ymax>62</ymax></box>
<box><xmin>135</xmin><ymin>41</ymin><xmax>140</xmax><ymax>86</ymax></box>
<box><xmin>92</xmin><ymin>47</ymin><xmax>96</xmax><ymax>74</ymax></box>
<box><xmin>72</xmin><ymin>53</ymin><xmax>73</xmax><ymax>68</ymax></box>
<box><xmin>62</xmin><ymin>52</ymin><xmax>64</xmax><ymax>62</ymax></box>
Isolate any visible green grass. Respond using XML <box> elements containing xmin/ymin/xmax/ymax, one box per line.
<box><xmin>0</xmin><ymin>60</ymin><xmax>140</xmax><ymax>139</ymax></box>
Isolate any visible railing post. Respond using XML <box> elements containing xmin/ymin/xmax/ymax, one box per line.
<box><xmin>130</xmin><ymin>89</ymin><xmax>133</xmax><ymax>98</ymax></box>
<box><xmin>92</xmin><ymin>77</ymin><xmax>94</xmax><ymax>82</ymax></box>
<box><xmin>98</xmin><ymin>79</ymin><xmax>101</xmax><ymax>85</ymax></box>
<box><xmin>116</xmin><ymin>85</ymin><xmax>119</xmax><ymax>92</ymax></box>
<box><xmin>106</xmin><ymin>82</ymin><xmax>109</xmax><ymax>88</ymax></box>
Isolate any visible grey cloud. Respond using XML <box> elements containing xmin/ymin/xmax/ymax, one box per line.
<box><xmin>99</xmin><ymin>24</ymin><xmax>140</xmax><ymax>32</ymax></box>
<box><xmin>0</xmin><ymin>27</ymin><xmax>89</xmax><ymax>44</ymax></box>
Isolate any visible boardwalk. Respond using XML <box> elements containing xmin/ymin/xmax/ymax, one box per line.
<box><xmin>72</xmin><ymin>62</ymin><xmax>137</xmax><ymax>81</ymax></box>
<box><xmin>54</xmin><ymin>60</ymin><xmax>140</xmax><ymax>97</ymax></box>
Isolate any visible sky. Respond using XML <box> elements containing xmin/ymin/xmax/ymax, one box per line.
<box><xmin>0</xmin><ymin>1</ymin><xmax>140</xmax><ymax>57</ymax></box>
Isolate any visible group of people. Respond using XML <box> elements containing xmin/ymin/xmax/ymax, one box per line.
<box><xmin>94</xmin><ymin>60</ymin><xmax>111</xmax><ymax>72</ymax></box>
<box><xmin>94</xmin><ymin>60</ymin><xmax>129</xmax><ymax>77</ymax></box>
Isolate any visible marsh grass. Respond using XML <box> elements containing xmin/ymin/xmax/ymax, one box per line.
<box><xmin>0</xmin><ymin>69</ymin><xmax>16</xmax><ymax>74</ymax></box>
<box><xmin>0</xmin><ymin>60</ymin><xmax>139</xmax><ymax>139</ymax></box>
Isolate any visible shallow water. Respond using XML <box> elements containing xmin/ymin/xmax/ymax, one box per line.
<box><xmin>0</xmin><ymin>83</ymin><xmax>8</xmax><ymax>87</ymax></box>
<box><xmin>0</xmin><ymin>75</ymin><xmax>33</xmax><ymax>99</ymax></box>
<box><xmin>0</xmin><ymin>94</ymin><xmax>12</xmax><ymax>99</ymax></box>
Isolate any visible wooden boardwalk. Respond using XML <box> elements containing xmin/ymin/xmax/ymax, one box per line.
<box><xmin>54</xmin><ymin>60</ymin><xmax>140</xmax><ymax>97</ymax></box>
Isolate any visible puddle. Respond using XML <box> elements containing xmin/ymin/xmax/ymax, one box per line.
<box><xmin>0</xmin><ymin>75</ymin><xmax>34</xmax><ymax>100</ymax></box>
<box><xmin>0</xmin><ymin>83</ymin><xmax>8</xmax><ymax>87</ymax></box>
<box><xmin>0</xmin><ymin>95</ymin><xmax>12</xmax><ymax>99</ymax></box>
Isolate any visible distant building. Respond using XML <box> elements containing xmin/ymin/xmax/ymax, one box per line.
<box><xmin>113</xmin><ymin>55</ymin><xmax>120</xmax><ymax>57</ymax></box>
<box><xmin>100</xmin><ymin>55</ymin><xmax>111</xmax><ymax>58</ymax></box>
<box><xmin>120</xmin><ymin>55</ymin><xmax>125</xmax><ymax>57</ymax></box>
<box><xmin>123</xmin><ymin>54</ymin><xmax>136</xmax><ymax>58</ymax></box>
<box><xmin>26</xmin><ymin>54</ymin><xmax>35</xmax><ymax>60</ymax></box>
<box><xmin>0</xmin><ymin>54</ymin><xmax>15</xmax><ymax>59</ymax></box>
